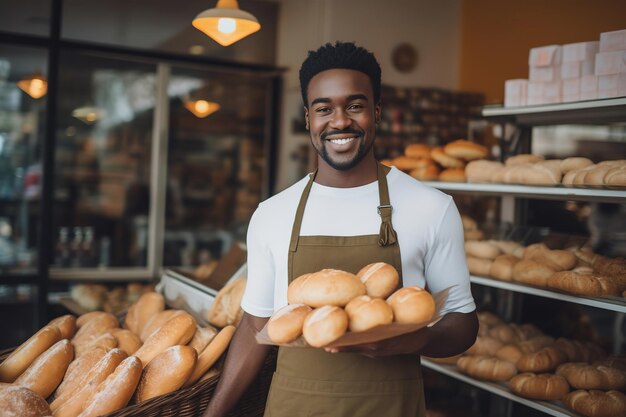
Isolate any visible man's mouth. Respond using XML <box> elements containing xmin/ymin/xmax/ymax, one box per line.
<box><xmin>327</xmin><ymin>136</ymin><xmax>358</xmax><ymax>145</ymax></box>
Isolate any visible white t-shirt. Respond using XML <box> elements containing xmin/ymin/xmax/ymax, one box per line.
<box><xmin>241</xmin><ymin>166</ymin><xmax>476</xmax><ymax>318</ymax></box>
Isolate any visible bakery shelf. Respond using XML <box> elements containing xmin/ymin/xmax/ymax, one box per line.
<box><xmin>481</xmin><ymin>97</ymin><xmax>626</xmax><ymax>126</ymax></box>
<box><xmin>421</xmin><ymin>181</ymin><xmax>626</xmax><ymax>203</ymax></box>
<box><xmin>421</xmin><ymin>359</ymin><xmax>579</xmax><ymax>417</ymax></box>
<box><xmin>470</xmin><ymin>275</ymin><xmax>626</xmax><ymax>313</ymax></box>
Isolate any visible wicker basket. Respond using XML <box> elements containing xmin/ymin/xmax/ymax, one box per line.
<box><xmin>0</xmin><ymin>347</ymin><xmax>277</xmax><ymax>417</ymax></box>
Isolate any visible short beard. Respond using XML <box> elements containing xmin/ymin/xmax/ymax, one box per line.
<box><xmin>315</xmin><ymin>136</ymin><xmax>372</xmax><ymax>171</ymax></box>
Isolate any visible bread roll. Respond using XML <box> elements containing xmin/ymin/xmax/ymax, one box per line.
<box><xmin>505</xmin><ymin>154</ymin><xmax>545</xmax><ymax>166</ymax></box>
<box><xmin>554</xmin><ymin>338</ymin><xmax>590</xmax><ymax>362</ymax></box>
<box><xmin>14</xmin><ymin>339</ymin><xmax>74</xmax><ymax>398</ymax></box>
<box><xmin>465</xmin><ymin>160</ymin><xmax>504</xmax><ymax>183</ymax></box>
<box><xmin>78</xmin><ymin>356</ymin><xmax>143</xmax><ymax>417</ymax></box>
<box><xmin>465</xmin><ymin>241</ymin><xmax>501</xmax><ymax>259</ymax></box>
<box><xmin>345</xmin><ymin>295</ymin><xmax>394</xmax><ymax>332</ymax></box>
<box><xmin>488</xmin><ymin>240</ymin><xmax>523</xmax><ymax>255</ymax></box>
<box><xmin>464</xmin><ymin>229</ymin><xmax>484</xmax><ymax>241</ymax></box>
<box><xmin>516</xmin><ymin>346</ymin><xmax>566</xmax><ymax>373</ymax></box>
<box><xmin>0</xmin><ymin>384</ymin><xmax>52</xmax><ymax>417</ymax></box>
<box><xmin>184</xmin><ymin>325</ymin><xmax>236</xmax><ymax>387</ymax></box>
<box><xmin>71</xmin><ymin>312</ymin><xmax>118</xmax><ymax>347</ymax></box>
<box><xmin>431</xmin><ymin>147</ymin><xmax>465</xmax><ymax>168</ymax></box>
<box><xmin>443</xmin><ymin>139</ymin><xmax>488</xmax><ymax>161</ymax></box>
<box><xmin>509</xmin><ymin>372</ymin><xmax>570</xmax><ymax>400</ymax></box>
<box><xmin>466</xmin><ymin>256</ymin><xmax>493</xmax><ymax>276</ymax></box>
<box><xmin>140</xmin><ymin>309</ymin><xmax>185</xmax><ymax>342</ymax></box>
<box><xmin>302</xmin><ymin>306</ymin><xmax>349</xmax><ymax>348</ymax></box>
<box><xmin>489</xmin><ymin>254</ymin><xmax>519</xmax><ymax>281</ymax></box>
<box><xmin>488</xmin><ymin>324</ymin><xmax>524</xmax><ymax>345</ymax></box>
<box><xmin>561</xmin><ymin>157</ymin><xmax>593</xmax><ymax>174</ymax></box>
<box><xmin>465</xmin><ymin>336</ymin><xmax>503</xmax><ymax>356</ymax></box>
<box><xmin>0</xmin><ymin>325</ymin><xmax>61</xmax><ymax>382</ymax></box>
<box><xmin>605</xmin><ymin>166</ymin><xmax>626</xmax><ymax>186</ymax></box>
<box><xmin>409</xmin><ymin>163</ymin><xmax>440</xmax><ymax>181</ymax></box>
<box><xmin>74</xmin><ymin>332</ymin><xmax>118</xmax><ymax>357</ymax></box>
<box><xmin>134</xmin><ymin>312</ymin><xmax>196</xmax><ymax>367</ymax></box>
<box><xmin>386</xmin><ymin>286</ymin><xmax>436</xmax><ymax>324</ymax></box>
<box><xmin>585</xmin><ymin>165</ymin><xmax>614</xmax><ymax>185</ymax></box>
<box><xmin>356</xmin><ymin>262</ymin><xmax>399</xmax><ymax>298</ymax></box>
<box><xmin>267</xmin><ymin>304</ymin><xmax>312</xmax><ymax>344</ymax></box>
<box><xmin>524</xmin><ymin>248</ymin><xmax>577</xmax><ymax>271</ymax></box>
<box><xmin>512</xmin><ymin>260</ymin><xmax>555</xmax><ymax>287</ymax></box>
<box><xmin>124</xmin><ymin>291</ymin><xmax>165</xmax><ymax>335</ymax></box>
<box><xmin>207</xmin><ymin>278</ymin><xmax>247</xmax><ymax>328</ymax></box>
<box><xmin>556</xmin><ymin>362</ymin><xmax>626</xmax><ymax>391</ymax></box>
<box><xmin>495</xmin><ymin>344</ymin><xmax>525</xmax><ymax>363</ymax></box>
<box><xmin>111</xmin><ymin>328</ymin><xmax>142</xmax><ymax>355</ymax></box>
<box><xmin>50</xmin><ymin>348</ymin><xmax>127</xmax><ymax>415</ymax></box>
<box><xmin>48</xmin><ymin>315</ymin><xmax>77</xmax><ymax>339</ymax></box>
<box><xmin>135</xmin><ymin>345</ymin><xmax>197</xmax><ymax>403</ymax></box>
<box><xmin>287</xmin><ymin>273</ymin><xmax>312</xmax><ymax>304</ymax></box>
<box><xmin>51</xmin><ymin>346</ymin><xmax>107</xmax><ymax>402</ymax></box>
<box><xmin>477</xmin><ymin>311</ymin><xmax>504</xmax><ymax>328</ymax></box>
<box><xmin>563</xmin><ymin>390</ymin><xmax>626</xmax><ymax>417</ymax></box>
<box><xmin>299</xmin><ymin>269</ymin><xmax>366</xmax><ymax>308</ymax></box>
<box><xmin>390</xmin><ymin>155</ymin><xmax>427</xmax><ymax>172</ymax></box>
<box><xmin>456</xmin><ymin>356</ymin><xmax>517</xmax><ymax>381</ymax></box>
<box><xmin>547</xmin><ymin>271</ymin><xmax>622</xmax><ymax>297</ymax></box>
<box><xmin>404</xmin><ymin>143</ymin><xmax>432</xmax><ymax>159</ymax></box>
<box><xmin>188</xmin><ymin>325</ymin><xmax>219</xmax><ymax>354</ymax></box>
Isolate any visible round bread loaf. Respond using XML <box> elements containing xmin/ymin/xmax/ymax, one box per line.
<box><xmin>299</xmin><ymin>269</ymin><xmax>366</xmax><ymax>308</ymax></box>
<box><xmin>135</xmin><ymin>345</ymin><xmax>198</xmax><ymax>403</ymax></box>
<box><xmin>345</xmin><ymin>295</ymin><xmax>394</xmax><ymax>332</ymax></box>
<box><xmin>409</xmin><ymin>163</ymin><xmax>440</xmax><ymax>181</ymax></box>
<box><xmin>431</xmin><ymin>147</ymin><xmax>465</xmax><ymax>168</ymax></box>
<box><xmin>302</xmin><ymin>306</ymin><xmax>349</xmax><ymax>348</ymax></box>
<box><xmin>404</xmin><ymin>143</ymin><xmax>432</xmax><ymax>159</ymax></box>
<box><xmin>457</xmin><ymin>355</ymin><xmax>517</xmax><ymax>381</ymax></box>
<box><xmin>443</xmin><ymin>139</ymin><xmax>488</xmax><ymax>161</ymax></box>
<box><xmin>124</xmin><ymin>291</ymin><xmax>165</xmax><ymax>335</ymax></box>
<box><xmin>78</xmin><ymin>356</ymin><xmax>143</xmax><ymax>417</ymax></box>
<box><xmin>386</xmin><ymin>286</ymin><xmax>435</xmax><ymax>324</ymax></box>
<box><xmin>556</xmin><ymin>362</ymin><xmax>626</xmax><ymax>391</ymax></box>
<box><xmin>356</xmin><ymin>262</ymin><xmax>399</xmax><ymax>298</ymax></box>
<box><xmin>48</xmin><ymin>315</ymin><xmax>77</xmax><ymax>339</ymax></box>
<box><xmin>516</xmin><ymin>346</ymin><xmax>566</xmax><ymax>373</ymax></box>
<box><xmin>140</xmin><ymin>309</ymin><xmax>185</xmax><ymax>342</ymax></box>
<box><xmin>72</xmin><ymin>312</ymin><xmax>118</xmax><ymax>347</ymax></box>
<box><xmin>465</xmin><ymin>241</ymin><xmax>501</xmax><ymax>259</ymax></box>
<box><xmin>489</xmin><ymin>254</ymin><xmax>519</xmax><ymax>281</ymax></box>
<box><xmin>287</xmin><ymin>273</ymin><xmax>312</xmax><ymax>304</ymax></box>
<box><xmin>0</xmin><ymin>324</ymin><xmax>61</xmax><ymax>382</ymax></box>
<box><xmin>50</xmin><ymin>348</ymin><xmax>127</xmax><ymax>415</ymax></box>
<box><xmin>0</xmin><ymin>384</ymin><xmax>52</xmax><ymax>417</ymax></box>
<box><xmin>51</xmin><ymin>346</ymin><xmax>107</xmax><ymax>402</ymax></box>
<box><xmin>547</xmin><ymin>271</ymin><xmax>622</xmax><ymax>297</ymax></box>
<box><xmin>207</xmin><ymin>278</ymin><xmax>247</xmax><ymax>328</ymax></box>
<box><xmin>111</xmin><ymin>328</ymin><xmax>142</xmax><ymax>355</ymax></box>
<box><xmin>509</xmin><ymin>372</ymin><xmax>570</xmax><ymax>400</ymax></box>
<box><xmin>184</xmin><ymin>325</ymin><xmax>236</xmax><ymax>387</ymax></box>
<box><xmin>563</xmin><ymin>390</ymin><xmax>626</xmax><ymax>417</ymax></box>
<box><xmin>134</xmin><ymin>312</ymin><xmax>197</xmax><ymax>367</ymax></box>
<box><xmin>14</xmin><ymin>339</ymin><xmax>74</xmax><ymax>399</ymax></box>
<box><xmin>465</xmin><ymin>160</ymin><xmax>504</xmax><ymax>183</ymax></box>
<box><xmin>465</xmin><ymin>336</ymin><xmax>503</xmax><ymax>356</ymax></box>
<box><xmin>466</xmin><ymin>256</ymin><xmax>493</xmax><ymax>276</ymax></box>
<box><xmin>439</xmin><ymin>168</ymin><xmax>466</xmax><ymax>182</ymax></box>
<box><xmin>505</xmin><ymin>154</ymin><xmax>545</xmax><ymax>166</ymax></box>
<box><xmin>188</xmin><ymin>325</ymin><xmax>219</xmax><ymax>354</ymax></box>
<box><xmin>512</xmin><ymin>260</ymin><xmax>555</xmax><ymax>287</ymax></box>
<box><xmin>268</xmin><ymin>304</ymin><xmax>312</xmax><ymax>344</ymax></box>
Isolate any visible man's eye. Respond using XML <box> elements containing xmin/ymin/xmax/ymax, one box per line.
<box><xmin>348</xmin><ymin>104</ymin><xmax>364</xmax><ymax>110</ymax></box>
<box><xmin>315</xmin><ymin>107</ymin><xmax>331</xmax><ymax>113</ymax></box>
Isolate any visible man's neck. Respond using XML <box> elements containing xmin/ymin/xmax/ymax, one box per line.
<box><xmin>314</xmin><ymin>156</ymin><xmax>378</xmax><ymax>188</ymax></box>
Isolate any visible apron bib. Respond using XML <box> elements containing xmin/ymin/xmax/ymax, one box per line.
<box><xmin>264</xmin><ymin>163</ymin><xmax>426</xmax><ymax>417</ymax></box>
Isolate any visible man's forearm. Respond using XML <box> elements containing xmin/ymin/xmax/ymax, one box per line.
<box><xmin>419</xmin><ymin>311</ymin><xmax>478</xmax><ymax>357</ymax></box>
<box><xmin>203</xmin><ymin>313</ymin><xmax>271</xmax><ymax>417</ymax></box>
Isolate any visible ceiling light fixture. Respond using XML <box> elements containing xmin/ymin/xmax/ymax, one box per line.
<box><xmin>18</xmin><ymin>74</ymin><xmax>48</xmax><ymax>99</ymax></box>
<box><xmin>192</xmin><ymin>0</ymin><xmax>261</xmax><ymax>47</ymax></box>
<box><xmin>72</xmin><ymin>106</ymin><xmax>104</xmax><ymax>124</ymax></box>
<box><xmin>184</xmin><ymin>99</ymin><xmax>221</xmax><ymax>118</ymax></box>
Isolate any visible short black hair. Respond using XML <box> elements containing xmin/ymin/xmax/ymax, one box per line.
<box><xmin>299</xmin><ymin>41</ymin><xmax>381</xmax><ymax>107</ymax></box>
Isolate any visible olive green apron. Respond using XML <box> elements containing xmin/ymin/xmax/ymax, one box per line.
<box><xmin>264</xmin><ymin>163</ymin><xmax>426</xmax><ymax>417</ymax></box>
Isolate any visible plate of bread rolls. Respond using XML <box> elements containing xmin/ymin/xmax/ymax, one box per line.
<box><xmin>256</xmin><ymin>262</ymin><xmax>452</xmax><ymax>349</ymax></box>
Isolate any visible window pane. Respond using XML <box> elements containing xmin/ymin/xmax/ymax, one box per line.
<box><xmin>0</xmin><ymin>43</ymin><xmax>48</xmax><ymax>275</ymax></box>
<box><xmin>54</xmin><ymin>52</ymin><xmax>156</xmax><ymax>268</ymax></box>
<box><xmin>163</xmin><ymin>66</ymin><xmax>270</xmax><ymax>269</ymax></box>
<box><xmin>0</xmin><ymin>0</ymin><xmax>50</xmax><ymax>37</ymax></box>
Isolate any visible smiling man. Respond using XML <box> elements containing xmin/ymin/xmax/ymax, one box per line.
<box><xmin>203</xmin><ymin>41</ymin><xmax>478</xmax><ymax>417</ymax></box>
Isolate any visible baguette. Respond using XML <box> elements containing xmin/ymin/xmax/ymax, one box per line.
<box><xmin>76</xmin><ymin>311</ymin><xmax>111</xmax><ymax>328</ymax></box>
<box><xmin>509</xmin><ymin>372</ymin><xmax>570</xmax><ymax>400</ymax></box>
<box><xmin>184</xmin><ymin>325</ymin><xmax>236</xmax><ymax>387</ymax></box>
<box><xmin>139</xmin><ymin>309</ymin><xmax>185</xmax><ymax>342</ymax></box>
<box><xmin>48</xmin><ymin>315</ymin><xmax>77</xmax><ymax>339</ymax></box>
<box><xmin>71</xmin><ymin>312</ymin><xmax>118</xmax><ymax>347</ymax></box>
<box><xmin>187</xmin><ymin>325</ymin><xmax>219</xmax><ymax>354</ymax></box>
<box><xmin>134</xmin><ymin>312</ymin><xmax>196</xmax><ymax>367</ymax></box>
<box><xmin>110</xmin><ymin>328</ymin><xmax>142</xmax><ymax>355</ymax></box>
<box><xmin>524</xmin><ymin>249</ymin><xmax>577</xmax><ymax>271</ymax></box>
<box><xmin>14</xmin><ymin>339</ymin><xmax>74</xmax><ymax>398</ymax></box>
<box><xmin>51</xmin><ymin>346</ymin><xmax>107</xmax><ymax>402</ymax></box>
<box><xmin>563</xmin><ymin>390</ymin><xmax>626</xmax><ymax>417</ymax></box>
<box><xmin>207</xmin><ymin>278</ymin><xmax>247</xmax><ymax>327</ymax></box>
<box><xmin>124</xmin><ymin>291</ymin><xmax>165</xmax><ymax>335</ymax></box>
<box><xmin>74</xmin><ymin>332</ymin><xmax>118</xmax><ymax>357</ymax></box>
<box><xmin>512</xmin><ymin>260</ymin><xmax>555</xmax><ymax>287</ymax></box>
<box><xmin>0</xmin><ymin>325</ymin><xmax>61</xmax><ymax>382</ymax></box>
<box><xmin>456</xmin><ymin>355</ymin><xmax>517</xmax><ymax>381</ymax></box>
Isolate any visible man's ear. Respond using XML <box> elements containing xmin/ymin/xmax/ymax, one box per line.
<box><xmin>304</xmin><ymin>106</ymin><xmax>310</xmax><ymax>130</ymax></box>
<box><xmin>375</xmin><ymin>102</ymin><xmax>382</xmax><ymax>124</ymax></box>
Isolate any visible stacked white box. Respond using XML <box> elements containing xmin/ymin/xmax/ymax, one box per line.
<box><xmin>527</xmin><ymin>81</ymin><xmax>561</xmax><ymax>105</ymax></box>
<box><xmin>595</xmin><ymin>51</ymin><xmax>626</xmax><ymax>75</ymax></box>
<box><xmin>528</xmin><ymin>45</ymin><xmax>562</xmax><ymax>83</ymax></box>
<box><xmin>580</xmin><ymin>75</ymin><xmax>598</xmax><ymax>100</ymax></box>
<box><xmin>504</xmin><ymin>79</ymin><xmax>528</xmax><ymax>107</ymax></box>
<box><xmin>563</xmin><ymin>41</ymin><xmax>599</xmax><ymax>62</ymax></box>
<box><xmin>562</xmin><ymin>78</ymin><xmax>580</xmax><ymax>102</ymax></box>
<box><xmin>599</xmin><ymin>29</ymin><xmax>626</xmax><ymax>52</ymax></box>
<box><xmin>598</xmin><ymin>73</ymin><xmax>626</xmax><ymax>98</ymax></box>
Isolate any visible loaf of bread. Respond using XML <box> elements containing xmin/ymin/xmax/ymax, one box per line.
<box><xmin>556</xmin><ymin>362</ymin><xmax>626</xmax><ymax>391</ymax></box>
<box><xmin>140</xmin><ymin>309</ymin><xmax>185</xmax><ymax>342</ymax></box>
<box><xmin>390</xmin><ymin>155</ymin><xmax>427</xmax><ymax>172</ymax></box>
<box><xmin>296</xmin><ymin>269</ymin><xmax>366</xmax><ymax>308</ymax></box>
<box><xmin>386</xmin><ymin>286</ymin><xmax>436</xmax><ymax>324</ymax></box>
<box><xmin>563</xmin><ymin>390</ymin><xmax>626</xmax><ymax>417</ymax></box>
<box><xmin>505</xmin><ymin>154</ymin><xmax>545</xmax><ymax>166</ymax></box>
<box><xmin>605</xmin><ymin>166</ymin><xmax>626</xmax><ymax>186</ymax></box>
<box><xmin>409</xmin><ymin>163</ymin><xmax>440</xmax><ymax>181</ymax></box>
<box><xmin>135</xmin><ymin>345</ymin><xmax>197</xmax><ymax>403</ymax></box>
<box><xmin>516</xmin><ymin>346</ymin><xmax>566</xmax><ymax>373</ymax></box>
<box><xmin>72</xmin><ymin>312</ymin><xmax>118</xmax><ymax>347</ymax></box>
<box><xmin>488</xmin><ymin>240</ymin><xmax>524</xmax><ymax>256</ymax></box>
<box><xmin>466</xmin><ymin>256</ymin><xmax>493</xmax><ymax>276</ymax></box>
<box><xmin>188</xmin><ymin>325</ymin><xmax>219</xmax><ymax>354</ymax></box>
<box><xmin>524</xmin><ymin>248</ymin><xmax>577</xmax><ymax>271</ymax></box>
<box><xmin>287</xmin><ymin>273</ymin><xmax>312</xmax><ymax>304</ymax></box>
<box><xmin>512</xmin><ymin>260</ymin><xmax>555</xmax><ymax>287</ymax></box>
<box><xmin>345</xmin><ymin>295</ymin><xmax>394</xmax><ymax>332</ymax></box>
<box><xmin>404</xmin><ymin>143</ymin><xmax>432</xmax><ymax>159</ymax></box>
<box><xmin>14</xmin><ymin>339</ymin><xmax>74</xmax><ymax>398</ymax></box>
<box><xmin>444</xmin><ymin>140</ymin><xmax>488</xmax><ymax>161</ymax></box>
<box><xmin>438</xmin><ymin>167</ymin><xmax>466</xmax><ymax>182</ymax></box>
<box><xmin>74</xmin><ymin>332</ymin><xmax>118</xmax><ymax>357</ymax></box>
<box><xmin>489</xmin><ymin>254</ymin><xmax>519</xmax><ymax>281</ymax></box>
<box><xmin>431</xmin><ymin>147</ymin><xmax>465</xmax><ymax>168</ymax></box>
<box><xmin>48</xmin><ymin>315</ymin><xmax>77</xmax><ymax>339</ymax></box>
<box><xmin>509</xmin><ymin>372</ymin><xmax>570</xmax><ymax>400</ymax></box>
<box><xmin>561</xmin><ymin>157</ymin><xmax>593</xmax><ymax>173</ymax></box>
<box><xmin>184</xmin><ymin>325</ymin><xmax>236</xmax><ymax>387</ymax></box>
<box><xmin>50</xmin><ymin>348</ymin><xmax>127</xmax><ymax>415</ymax></box>
<box><xmin>76</xmin><ymin>311</ymin><xmax>110</xmax><ymax>328</ymax></box>
<box><xmin>465</xmin><ymin>160</ymin><xmax>504</xmax><ymax>183</ymax></box>
<box><xmin>134</xmin><ymin>312</ymin><xmax>196</xmax><ymax>367</ymax></box>
<box><xmin>547</xmin><ymin>271</ymin><xmax>622</xmax><ymax>297</ymax></box>
<box><xmin>465</xmin><ymin>336</ymin><xmax>503</xmax><ymax>356</ymax></box>
<box><xmin>267</xmin><ymin>304</ymin><xmax>312</xmax><ymax>344</ymax></box>
<box><xmin>78</xmin><ymin>356</ymin><xmax>143</xmax><ymax>417</ymax></box>
<box><xmin>51</xmin><ymin>346</ymin><xmax>107</xmax><ymax>402</ymax></box>
<box><xmin>457</xmin><ymin>355</ymin><xmax>517</xmax><ymax>381</ymax></box>
<box><xmin>124</xmin><ymin>291</ymin><xmax>165</xmax><ymax>335</ymax></box>
<box><xmin>111</xmin><ymin>328</ymin><xmax>142</xmax><ymax>355</ymax></box>
<box><xmin>465</xmin><ymin>241</ymin><xmax>501</xmax><ymax>259</ymax></box>
<box><xmin>0</xmin><ymin>384</ymin><xmax>52</xmax><ymax>417</ymax></box>
<box><xmin>0</xmin><ymin>324</ymin><xmax>61</xmax><ymax>382</ymax></box>
<box><xmin>302</xmin><ymin>306</ymin><xmax>349</xmax><ymax>348</ymax></box>
<box><xmin>207</xmin><ymin>278</ymin><xmax>247</xmax><ymax>328</ymax></box>
<box><xmin>356</xmin><ymin>262</ymin><xmax>399</xmax><ymax>298</ymax></box>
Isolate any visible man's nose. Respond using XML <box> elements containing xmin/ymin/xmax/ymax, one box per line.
<box><xmin>329</xmin><ymin>109</ymin><xmax>351</xmax><ymax>130</ymax></box>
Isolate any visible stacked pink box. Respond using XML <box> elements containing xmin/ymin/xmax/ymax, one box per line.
<box><xmin>596</xmin><ymin>29</ymin><xmax>626</xmax><ymax>99</ymax></box>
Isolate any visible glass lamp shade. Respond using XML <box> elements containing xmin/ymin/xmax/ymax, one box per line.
<box><xmin>192</xmin><ymin>0</ymin><xmax>261</xmax><ymax>46</ymax></box>
<box><xmin>18</xmin><ymin>74</ymin><xmax>48</xmax><ymax>99</ymax></box>
<box><xmin>72</xmin><ymin>106</ymin><xmax>103</xmax><ymax>124</ymax></box>
<box><xmin>184</xmin><ymin>99</ymin><xmax>220</xmax><ymax>118</ymax></box>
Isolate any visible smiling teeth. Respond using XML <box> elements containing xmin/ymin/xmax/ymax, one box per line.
<box><xmin>329</xmin><ymin>137</ymin><xmax>355</xmax><ymax>145</ymax></box>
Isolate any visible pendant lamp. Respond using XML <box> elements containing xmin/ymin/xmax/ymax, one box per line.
<box><xmin>192</xmin><ymin>0</ymin><xmax>261</xmax><ymax>46</ymax></box>
<box><xmin>72</xmin><ymin>106</ymin><xmax>103</xmax><ymax>124</ymax></box>
<box><xmin>18</xmin><ymin>74</ymin><xmax>48</xmax><ymax>99</ymax></box>
<box><xmin>184</xmin><ymin>99</ymin><xmax>221</xmax><ymax>118</ymax></box>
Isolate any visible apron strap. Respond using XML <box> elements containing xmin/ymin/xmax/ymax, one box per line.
<box><xmin>289</xmin><ymin>170</ymin><xmax>317</xmax><ymax>253</ymax></box>
<box><xmin>377</xmin><ymin>163</ymin><xmax>398</xmax><ymax>247</ymax></box>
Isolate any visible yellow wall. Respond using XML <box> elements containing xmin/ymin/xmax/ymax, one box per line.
<box><xmin>459</xmin><ymin>0</ymin><xmax>626</xmax><ymax>103</ymax></box>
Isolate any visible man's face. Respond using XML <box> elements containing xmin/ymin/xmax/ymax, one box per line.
<box><xmin>305</xmin><ymin>69</ymin><xmax>380</xmax><ymax>171</ymax></box>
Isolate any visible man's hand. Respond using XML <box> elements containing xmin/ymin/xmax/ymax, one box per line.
<box><xmin>325</xmin><ymin>326</ymin><xmax>431</xmax><ymax>357</ymax></box>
